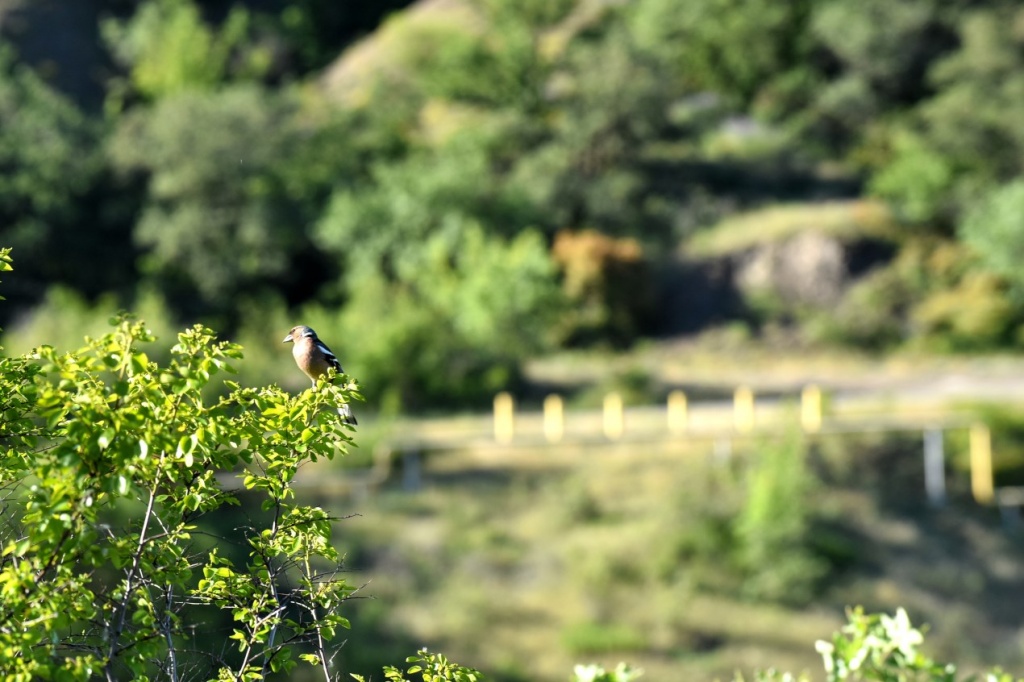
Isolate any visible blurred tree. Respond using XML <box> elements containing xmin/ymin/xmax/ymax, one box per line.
<box><xmin>319</xmin><ymin>1</ymin><xmax>678</xmax><ymax>368</ymax></box>
<box><xmin>806</xmin><ymin>0</ymin><xmax>952</xmax><ymax>158</ymax></box>
<box><xmin>920</xmin><ymin>7</ymin><xmax>1024</xmax><ymax>185</ymax></box>
<box><xmin>868</xmin><ymin>5</ymin><xmax>1024</xmax><ymax>229</ymax></box>
<box><xmin>102</xmin><ymin>0</ymin><xmax>272</xmax><ymax>105</ymax></box>
<box><xmin>628</xmin><ymin>0</ymin><xmax>815</xmax><ymax>108</ymax></box>
<box><xmin>7</xmin><ymin>0</ymin><xmax>1024</xmax><ymax>362</ymax></box>
<box><xmin>960</xmin><ymin>180</ymin><xmax>1024</xmax><ymax>295</ymax></box>
<box><xmin>316</xmin><ymin>127</ymin><xmax>562</xmax><ymax>409</ymax></box>
<box><xmin>109</xmin><ymin>85</ymin><xmax>359</xmax><ymax>321</ymax></box>
<box><xmin>0</xmin><ymin>47</ymin><xmax>135</xmax><ymax>319</ymax></box>
<box><xmin>336</xmin><ymin>225</ymin><xmax>561</xmax><ymax>410</ymax></box>
<box><xmin>510</xmin><ymin>15</ymin><xmax>677</xmax><ymax>242</ymax></box>
<box><xmin>275</xmin><ymin>0</ymin><xmax>415</xmax><ymax>73</ymax></box>
<box><xmin>408</xmin><ymin>0</ymin><xmax>573</xmax><ymax>113</ymax></box>
<box><xmin>318</xmin><ymin>122</ymin><xmax>540</xmax><ymax>251</ymax></box>
<box><xmin>868</xmin><ymin>130</ymin><xmax>954</xmax><ymax>226</ymax></box>
<box><xmin>385</xmin><ymin>0</ymin><xmax>674</xmax><ymax>242</ymax></box>
<box><xmin>911</xmin><ymin>271</ymin><xmax>1017</xmax><ymax>350</ymax></box>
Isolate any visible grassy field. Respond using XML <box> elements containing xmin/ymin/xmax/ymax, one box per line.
<box><xmin>294</xmin><ymin>425</ymin><xmax>1024</xmax><ymax>682</ymax></box>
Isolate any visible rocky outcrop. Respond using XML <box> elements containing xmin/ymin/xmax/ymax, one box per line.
<box><xmin>734</xmin><ymin>230</ymin><xmax>849</xmax><ymax>308</ymax></box>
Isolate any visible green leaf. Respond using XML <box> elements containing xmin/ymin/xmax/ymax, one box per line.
<box><xmin>131</xmin><ymin>352</ymin><xmax>150</xmax><ymax>373</ymax></box>
<box><xmin>98</xmin><ymin>429</ymin><xmax>115</xmax><ymax>450</ymax></box>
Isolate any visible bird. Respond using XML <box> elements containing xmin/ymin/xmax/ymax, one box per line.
<box><xmin>283</xmin><ymin>325</ymin><xmax>357</xmax><ymax>425</ymax></box>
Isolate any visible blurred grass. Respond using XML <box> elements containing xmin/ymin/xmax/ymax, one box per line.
<box><xmin>317</xmin><ymin>432</ymin><xmax>1024</xmax><ymax>682</ymax></box>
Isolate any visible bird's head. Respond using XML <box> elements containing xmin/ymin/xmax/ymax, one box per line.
<box><xmin>283</xmin><ymin>325</ymin><xmax>317</xmax><ymax>343</ymax></box>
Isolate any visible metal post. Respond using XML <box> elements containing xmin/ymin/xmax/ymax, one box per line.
<box><xmin>734</xmin><ymin>386</ymin><xmax>755</xmax><ymax>433</ymax></box>
<box><xmin>801</xmin><ymin>385</ymin><xmax>822</xmax><ymax>433</ymax></box>
<box><xmin>604</xmin><ymin>392</ymin><xmax>624</xmax><ymax>440</ymax></box>
<box><xmin>668</xmin><ymin>390</ymin><xmax>688</xmax><ymax>434</ymax></box>
<box><xmin>923</xmin><ymin>427</ymin><xmax>946</xmax><ymax>507</ymax></box>
<box><xmin>970</xmin><ymin>423</ymin><xmax>994</xmax><ymax>504</ymax></box>
<box><xmin>402</xmin><ymin>449</ymin><xmax>421</xmax><ymax>492</ymax></box>
<box><xmin>543</xmin><ymin>394</ymin><xmax>564</xmax><ymax>443</ymax></box>
<box><xmin>494</xmin><ymin>392</ymin><xmax>514</xmax><ymax>444</ymax></box>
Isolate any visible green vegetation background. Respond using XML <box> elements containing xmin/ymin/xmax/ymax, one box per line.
<box><xmin>5</xmin><ymin>1</ymin><xmax>1024</xmax><ymax>679</ymax></box>
<box><xmin>5</xmin><ymin>0</ymin><xmax>1024</xmax><ymax>410</ymax></box>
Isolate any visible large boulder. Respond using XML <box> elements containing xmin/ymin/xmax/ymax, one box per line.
<box><xmin>735</xmin><ymin>230</ymin><xmax>848</xmax><ymax>307</ymax></box>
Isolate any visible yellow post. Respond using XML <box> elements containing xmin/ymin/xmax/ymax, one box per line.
<box><xmin>734</xmin><ymin>386</ymin><xmax>755</xmax><ymax>433</ymax></box>
<box><xmin>604</xmin><ymin>392</ymin><xmax>624</xmax><ymax>440</ymax></box>
<box><xmin>970</xmin><ymin>423</ymin><xmax>994</xmax><ymax>504</ymax></box>
<box><xmin>801</xmin><ymin>384</ymin><xmax>823</xmax><ymax>433</ymax></box>
<box><xmin>667</xmin><ymin>390</ymin><xmax>688</xmax><ymax>434</ymax></box>
<box><xmin>494</xmin><ymin>392</ymin><xmax>514</xmax><ymax>444</ymax></box>
<box><xmin>543</xmin><ymin>394</ymin><xmax>564</xmax><ymax>443</ymax></box>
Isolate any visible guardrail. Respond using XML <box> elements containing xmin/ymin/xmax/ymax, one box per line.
<box><xmin>358</xmin><ymin>385</ymin><xmax>999</xmax><ymax>509</ymax></box>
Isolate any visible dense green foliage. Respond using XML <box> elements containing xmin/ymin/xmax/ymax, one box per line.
<box><xmin>756</xmin><ymin>608</ymin><xmax>1023</xmax><ymax>682</ymax></box>
<box><xmin>0</xmin><ymin>251</ymin><xmax>359</xmax><ymax>679</ymax></box>
<box><xmin>352</xmin><ymin>649</ymin><xmax>484</xmax><ymax>682</ymax></box>
<box><xmin>3</xmin><ymin>0</ymin><xmax>1024</xmax><ymax>408</ymax></box>
<box><xmin>3</xmin><ymin>248</ymin><xmax>1023</xmax><ymax>678</ymax></box>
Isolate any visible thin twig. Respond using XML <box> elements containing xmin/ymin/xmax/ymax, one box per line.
<box><xmin>104</xmin><ymin>483</ymin><xmax>158</xmax><ymax>680</ymax></box>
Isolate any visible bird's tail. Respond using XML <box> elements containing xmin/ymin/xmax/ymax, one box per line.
<box><xmin>337</xmin><ymin>404</ymin><xmax>357</xmax><ymax>426</ymax></box>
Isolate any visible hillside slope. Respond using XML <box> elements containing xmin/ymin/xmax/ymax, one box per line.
<box><xmin>314</xmin><ymin>436</ymin><xmax>1024</xmax><ymax>681</ymax></box>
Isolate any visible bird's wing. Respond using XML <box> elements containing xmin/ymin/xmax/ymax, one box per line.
<box><xmin>315</xmin><ymin>340</ymin><xmax>343</xmax><ymax>373</ymax></box>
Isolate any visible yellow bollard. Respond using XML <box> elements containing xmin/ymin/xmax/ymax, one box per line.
<box><xmin>494</xmin><ymin>392</ymin><xmax>514</xmax><ymax>444</ymax></box>
<box><xmin>667</xmin><ymin>390</ymin><xmax>688</xmax><ymax>434</ymax></box>
<box><xmin>543</xmin><ymin>394</ymin><xmax>564</xmax><ymax>443</ymax></box>
<box><xmin>801</xmin><ymin>384</ymin><xmax>823</xmax><ymax>433</ymax></box>
<box><xmin>970</xmin><ymin>423</ymin><xmax>994</xmax><ymax>504</ymax></box>
<box><xmin>603</xmin><ymin>392</ymin><xmax>624</xmax><ymax>440</ymax></box>
<box><xmin>734</xmin><ymin>386</ymin><xmax>755</xmax><ymax>433</ymax></box>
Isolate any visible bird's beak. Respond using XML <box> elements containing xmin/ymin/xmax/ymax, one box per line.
<box><xmin>282</xmin><ymin>334</ymin><xmax>293</xmax><ymax>343</ymax></box>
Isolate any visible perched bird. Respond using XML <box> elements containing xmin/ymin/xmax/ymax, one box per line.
<box><xmin>283</xmin><ymin>325</ymin><xmax>357</xmax><ymax>425</ymax></box>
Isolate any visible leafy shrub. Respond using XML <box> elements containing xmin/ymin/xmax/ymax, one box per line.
<box><xmin>812</xmin><ymin>607</ymin><xmax>1014</xmax><ymax>682</ymax></box>
<box><xmin>738</xmin><ymin>607</ymin><xmax>1024</xmax><ymax>682</ymax></box>
<box><xmin>573</xmin><ymin>662</ymin><xmax>644</xmax><ymax>682</ymax></box>
<box><xmin>0</xmin><ymin>260</ymin><xmax>358</xmax><ymax>680</ymax></box>
<box><xmin>811</xmin><ymin>233</ymin><xmax>1024</xmax><ymax>352</ymax></box>
<box><xmin>807</xmin><ymin>266</ymin><xmax>908</xmax><ymax>349</ymax></box>
<box><xmin>734</xmin><ymin>431</ymin><xmax>826</xmax><ymax>604</ymax></box>
<box><xmin>102</xmin><ymin>0</ymin><xmax>267</xmax><ymax>102</ymax></box>
<box><xmin>869</xmin><ymin>131</ymin><xmax>954</xmax><ymax>225</ymax></box>
<box><xmin>910</xmin><ymin>271</ymin><xmax>1016</xmax><ymax>351</ymax></box>
<box><xmin>960</xmin><ymin>180</ymin><xmax>1024</xmax><ymax>294</ymax></box>
<box><xmin>319</xmin><ymin>223</ymin><xmax>562</xmax><ymax>411</ymax></box>
<box><xmin>552</xmin><ymin>230</ymin><xmax>655</xmax><ymax>347</ymax></box>
<box><xmin>352</xmin><ymin>649</ymin><xmax>484</xmax><ymax>682</ymax></box>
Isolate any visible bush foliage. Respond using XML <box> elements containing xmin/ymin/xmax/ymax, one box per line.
<box><xmin>0</xmin><ymin>251</ymin><xmax>359</xmax><ymax>679</ymax></box>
